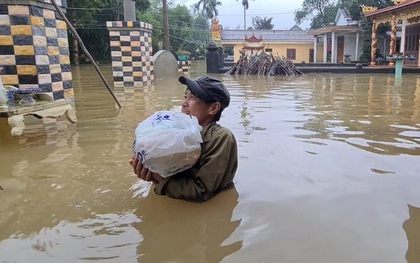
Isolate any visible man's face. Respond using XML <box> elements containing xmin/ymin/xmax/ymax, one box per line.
<box><xmin>182</xmin><ymin>90</ymin><xmax>213</xmax><ymax>126</ymax></box>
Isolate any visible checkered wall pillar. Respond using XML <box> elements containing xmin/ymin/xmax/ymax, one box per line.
<box><xmin>0</xmin><ymin>0</ymin><xmax>73</xmax><ymax>101</ymax></box>
<box><xmin>106</xmin><ymin>21</ymin><xmax>154</xmax><ymax>88</ymax></box>
<box><xmin>178</xmin><ymin>60</ymin><xmax>191</xmax><ymax>73</ymax></box>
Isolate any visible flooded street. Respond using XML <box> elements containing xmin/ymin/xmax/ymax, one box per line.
<box><xmin>1</xmin><ymin>61</ymin><xmax>420</xmax><ymax>262</ymax></box>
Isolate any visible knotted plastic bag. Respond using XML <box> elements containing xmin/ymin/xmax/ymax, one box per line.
<box><xmin>133</xmin><ymin>111</ymin><xmax>203</xmax><ymax>178</ymax></box>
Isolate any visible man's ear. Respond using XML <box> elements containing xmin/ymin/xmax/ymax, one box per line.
<box><xmin>208</xmin><ymin>102</ymin><xmax>221</xmax><ymax>116</ymax></box>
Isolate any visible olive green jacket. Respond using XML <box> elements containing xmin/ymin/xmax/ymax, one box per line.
<box><xmin>154</xmin><ymin>122</ymin><xmax>238</xmax><ymax>202</ymax></box>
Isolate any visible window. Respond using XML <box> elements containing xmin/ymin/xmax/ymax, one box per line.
<box><xmin>286</xmin><ymin>49</ymin><xmax>296</xmax><ymax>60</ymax></box>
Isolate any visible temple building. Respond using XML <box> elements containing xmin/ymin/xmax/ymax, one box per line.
<box><xmin>308</xmin><ymin>8</ymin><xmax>363</xmax><ymax>63</ymax></box>
<box><xmin>364</xmin><ymin>0</ymin><xmax>420</xmax><ymax>66</ymax></box>
<box><xmin>221</xmin><ymin>27</ymin><xmax>316</xmax><ymax>63</ymax></box>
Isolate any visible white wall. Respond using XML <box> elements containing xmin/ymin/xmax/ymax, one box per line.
<box><xmin>336</xmin><ymin>14</ymin><xmax>348</xmax><ymax>26</ymax></box>
<box><xmin>344</xmin><ymin>35</ymin><xmax>363</xmax><ymax>61</ymax></box>
<box><xmin>377</xmin><ymin>36</ymin><xmax>389</xmax><ymax>58</ymax></box>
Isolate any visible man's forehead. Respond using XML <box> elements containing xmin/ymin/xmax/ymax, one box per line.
<box><xmin>185</xmin><ymin>89</ymin><xmax>195</xmax><ymax>95</ymax></box>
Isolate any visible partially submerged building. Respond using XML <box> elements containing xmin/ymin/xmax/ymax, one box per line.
<box><xmin>221</xmin><ymin>26</ymin><xmax>317</xmax><ymax>63</ymax></box>
<box><xmin>364</xmin><ymin>0</ymin><xmax>420</xmax><ymax>66</ymax></box>
<box><xmin>221</xmin><ymin>8</ymin><xmax>365</xmax><ymax>64</ymax></box>
<box><xmin>308</xmin><ymin>8</ymin><xmax>364</xmax><ymax>63</ymax></box>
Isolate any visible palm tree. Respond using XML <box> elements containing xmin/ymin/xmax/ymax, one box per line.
<box><xmin>194</xmin><ymin>0</ymin><xmax>221</xmax><ymax>19</ymax></box>
<box><xmin>252</xmin><ymin>16</ymin><xmax>274</xmax><ymax>30</ymax></box>
<box><xmin>237</xmin><ymin>0</ymin><xmax>253</xmax><ymax>30</ymax></box>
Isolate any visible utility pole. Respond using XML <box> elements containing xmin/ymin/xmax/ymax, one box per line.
<box><xmin>243</xmin><ymin>6</ymin><xmax>246</xmax><ymax>29</ymax></box>
<box><xmin>163</xmin><ymin>0</ymin><xmax>170</xmax><ymax>50</ymax></box>
<box><xmin>123</xmin><ymin>0</ymin><xmax>136</xmax><ymax>21</ymax></box>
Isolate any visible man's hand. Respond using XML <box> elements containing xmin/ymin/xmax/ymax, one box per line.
<box><xmin>129</xmin><ymin>156</ymin><xmax>163</xmax><ymax>184</ymax></box>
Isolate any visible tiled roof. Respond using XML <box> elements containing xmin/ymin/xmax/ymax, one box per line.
<box><xmin>308</xmin><ymin>25</ymin><xmax>363</xmax><ymax>35</ymax></box>
<box><xmin>365</xmin><ymin>0</ymin><xmax>420</xmax><ymax>18</ymax></box>
<box><xmin>221</xmin><ymin>30</ymin><xmax>314</xmax><ymax>43</ymax></box>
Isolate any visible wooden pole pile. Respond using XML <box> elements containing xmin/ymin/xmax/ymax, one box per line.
<box><xmin>224</xmin><ymin>51</ymin><xmax>304</xmax><ymax>77</ymax></box>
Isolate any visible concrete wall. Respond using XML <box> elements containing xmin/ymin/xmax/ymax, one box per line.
<box><xmin>344</xmin><ymin>35</ymin><xmax>363</xmax><ymax>61</ymax></box>
<box><xmin>0</xmin><ymin>0</ymin><xmax>73</xmax><ymax>100</ymax></box>
<box><xmin>106</xmin><ymin>21</ymin><xmax>154</xmax><ymax>87</ymax></box>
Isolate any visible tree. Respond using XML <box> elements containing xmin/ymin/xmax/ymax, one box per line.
<box><xmin>168</xmin><ymin>5</ymin><xmax>193</xmax><ymax>52</ymax></box>
<box><xmin>237</xmin><ymin>0</ymin><xmax>254</xmax><ymax>30</ymax></box>
<box><xmin>137</xmin><ymin>1</ymin><xmax>163</xmax><ymax>53</ymax></box>
<box><xmin>188</xmin><ymin>16</ymin><xmax>210</xmax><ymax>58</ymax></box>
<box><xmin>309</xmin><ymin>4</ymin><xmax>338</xmax><ymax>29</ymax></box>
<box><xmin>252</xmin><ymin>16</ymin><xmax>274</xmax><ymax>30</ymax></box>
<box><xmin>67</xmin><ymin>0</ymin><xmax>151</xmax><ymax>64</ymax></box>
<box><xmin>138</xmin><ymin>3</ymin><xmax>209</xmax><ymax>55</ymax></box>
<box><xmin>67</xmin><ymin>0</ymin><xmax>107</xmax><ymax>65</ymax></box>
<box><xmin>194</xmin><ymin>0</ymin><xmax>221</xmax><ymax>19</ymax></box>
<box><xmin>294</xmin><ymin>0</ymin><xmax>335</xmax><ymax>29</ymax></box>
<box><xmin>340</xmin><ymin>0</ymin><xmax>393</xmax><ymax>21</ymax></box>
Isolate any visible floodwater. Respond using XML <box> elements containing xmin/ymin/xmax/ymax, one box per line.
<box><xmin>0</xmin><ymin>61</ymin><xmax>420</xmax><ymax>263</ymax></box>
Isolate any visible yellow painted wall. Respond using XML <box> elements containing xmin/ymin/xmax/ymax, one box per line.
<box><xmin>229</xmin><ymin>42</ymin><xmax>324</xmax><ymax>63</ymax></box>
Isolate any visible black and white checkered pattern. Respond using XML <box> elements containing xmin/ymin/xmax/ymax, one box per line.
<box><xmin>0</xmin><ymin>3</ymin><xmax>72</xmax><ymax>101</ymax></box>
<box><xmin>107</xmin><ymin>21</ymin><xmax>154</xmax><ymax>87</ymax></box>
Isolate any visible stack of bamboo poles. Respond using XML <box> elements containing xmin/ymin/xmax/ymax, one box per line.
<box><xmin>224</xmin><ymin>51</ymin><xmax>304</xmax><ymax>76</ymax></box>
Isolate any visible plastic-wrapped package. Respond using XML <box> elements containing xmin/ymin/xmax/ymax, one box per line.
<box><xmin>133</xmin><ymin>111</ymin><xmax>203</xmax><ymax>178</ymax></box>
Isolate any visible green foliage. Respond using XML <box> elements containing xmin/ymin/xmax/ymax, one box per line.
<box><xmin>168</xmin><ymin>5</ymin><xmax>193</xmax><ymax>52</ymax></box>
<box><xmin>237</xmin><ymin>0</ymin><xmax>249</xmax><ymax>10</ymax></box>
<box><xmin>252</xmin><ymin>16</ymin><xmax>274</xmax><ymax>30</ymax></box>
<box><xmin>138</xmin><ymin>5</ymin><xmax>210</xmax><ymax>58</ymax></box>
<box><xmin>189</xmin><ymin>16</ymin><xmax>211</xmax><ymax>58</ymax></box>
<box><xmin>67</xmin><ymin>0</ymin><xmax>151</xmax><ymax>63</ymax></box>
<box><xmin>294</xmin><ymin>0</ymin><xmax>334</xmax><ymax>27</ymax></box>
<box><xmin>67</xmin><ymin>0</ymin><xmax>210</xmax><ymax>63</ymax></box>
<box><xmin>137</xmin><ymin>9</ymin><xmax>163</xmax><ymax>54</ymax></box>
<box><xmin>339</xmin><ymin>0</ymin><xmax>394</xmax><ymax>21</ymax></box>
<box><xmin>309</xmin><ymin>4</ymin><xmax>338</xmax><ymax>29</ymax></box>
<box><xmin>224</xmin><ymin>47</ymin><xmax>233</xmax><ymax>56</ymax></box>
<box><xmin>194</xmin><ymin>0</ymin><xmax>221</xmax><ymax>19</ymax></box>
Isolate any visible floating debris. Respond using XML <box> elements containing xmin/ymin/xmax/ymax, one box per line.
<box><xmin>224</xmin><ymin>51</ymin><xmax>304</xmax><ymax>76</ymax></box>
<box><xmin>0</xmin><ymin>185</ymin><xmax>3</xmax><ymax>190</ymax></box>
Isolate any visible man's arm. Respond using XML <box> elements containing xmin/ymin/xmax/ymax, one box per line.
<box><xmin>154</xmin><ymin>130</ymin><xmax>238</xmax><ymax>202</ymax></box>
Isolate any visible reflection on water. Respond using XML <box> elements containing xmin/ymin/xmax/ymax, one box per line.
<box><xmin>0</xmin><ymin>63</ymin><xmax>420</xmax><ymax>262</ymax></box>
<box><xmin>404</xmin><ymin>205</ymin><xmax>420</xmax><ymax>263</ymax></box>
<box><xmin>134</xmin><ymin>188</ymin><xmax>241</xmax><ymax>263</ymax></box>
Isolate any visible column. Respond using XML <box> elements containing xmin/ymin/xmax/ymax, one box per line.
<box><xmin>355</xmin><ymin>32</ymin><xmax>360</xmax><ymax>61</ymax></box>
<box><xmin>0</xmin><ymin>0</ymin><xmax>73</xmax><ymax>101</ymax></box>
<box><xmin>313</xmin><ymin>36</ymin><xmax>318</xmax><ymax>63</ymax></box>
<box><xmin>371</xmin><ymin>21</ymin><xmax>378</xmax><ymax>66</ymax></box>
<box><xmin>400</xmin><ymin>19</ymin><xmax>407</xmax><ymax>54</ymax></box>
<box><xmin>107</xmin><ymin>21</ymin><xmax>154</xmax><ymax>87</ymax></box>
<box><xmin>331</xmin><ymin>32</ymin><xmax>336</xmax><ymax>63</ymax></box>
<box><xmin>323</xmin><ymin>34</ymin><xmax>328</xmax><ymax>63</ymax></box>
<box><xmin>389</xmin><ymin>14</ymin><xmax>397</xmax><ymax>66</ymax></box>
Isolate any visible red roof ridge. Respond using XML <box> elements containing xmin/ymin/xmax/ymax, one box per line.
<box><xmin>245</xmin><ymin>33</ymin><xmax>263</xmax><ymax>42</ymax></box>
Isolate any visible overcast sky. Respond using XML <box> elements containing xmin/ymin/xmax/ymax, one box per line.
<box><xmin>181</xmin><ymin>0</ymin><xmax>311</xmax><ymax>30</ymax></box>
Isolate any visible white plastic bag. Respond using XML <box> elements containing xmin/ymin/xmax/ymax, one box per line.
<box><xmin>133</xmin><ymin>111</ymin><xmax>203</xmax><ymax>178</ymax></box>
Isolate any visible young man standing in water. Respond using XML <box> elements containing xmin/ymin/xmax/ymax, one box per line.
<box><xmin>130</xmin><ymin>76</ymin><xmax>238</xmax><ymax>202</ymax></box>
